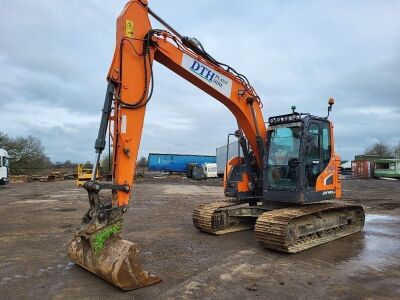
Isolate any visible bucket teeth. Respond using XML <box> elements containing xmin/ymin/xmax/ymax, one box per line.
<box><xmin>67</xmin><ymin>234</ymin><xmax>161</xmax><ymax>290</ymax></box>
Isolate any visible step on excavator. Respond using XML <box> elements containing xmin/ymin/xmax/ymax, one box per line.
<box><xmin>67</xmin><ymin>0</ymin><xmax>365</xmax><ymax>290</ymax></box>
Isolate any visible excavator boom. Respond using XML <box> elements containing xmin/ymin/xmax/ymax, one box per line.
<box><xmin>68</xmin><ymin>0</ymin><xmax>267</xmax><ymax>290</ymax></box>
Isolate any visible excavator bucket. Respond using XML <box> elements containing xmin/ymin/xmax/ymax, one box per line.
<box><xmin>67</xmin><ymin>234</ymin><xmax>161</xmax><ymax>290</ymax></box>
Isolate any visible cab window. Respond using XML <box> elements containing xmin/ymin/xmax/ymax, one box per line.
<box><xmin>266</xmin><ymin>126</ymin><xmax>301</xmax><ymax>188</ymax></box>
<box><xmin>305</xmin><ymin>123</ymin><xmax>321</xmax><ymax>187</ymax></box>
<box><xmin>0</xmin><ymin>157</ymin><xmax>6</xmax><ymax>167</ymax></box>
<box><xmin>306</xmin><ymin>123</ymin><xmax>320</xmax><ymax>161</ymax></box>
<box><xmin>322</xmin><ymin>122</ymin><xmax>331</xmax><ymax>167</ymax></box>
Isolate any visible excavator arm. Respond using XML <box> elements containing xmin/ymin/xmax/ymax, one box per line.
<box><xmin>68</xmin><ymin>0</ymin><xmax>266</xmax><ymax>290</ymax></box>
<box><xmin>107</xmin><ymin>1</ymin><xmax>266</xmax><ymax>207</ymax></box>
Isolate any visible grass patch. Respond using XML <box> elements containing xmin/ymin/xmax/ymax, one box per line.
<box><xmin>90</xmin><ymin>221</ymin><xmax>122</xmax><ymax>256</ymax></box>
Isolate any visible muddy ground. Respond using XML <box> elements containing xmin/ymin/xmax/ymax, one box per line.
<box><xmin>0</xmin><ymin>178</ymin><xmax>399</xmax><ymax>299</ymax></box>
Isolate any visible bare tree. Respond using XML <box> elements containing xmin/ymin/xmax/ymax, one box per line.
<box><xmin>364</xmin><ymin>142</ymin><xmax>393</xmax><ymax>156</ymax></box>
<box><xmin>136</xmin><ymin>156</ymin><xmax>148</xmax><ymax>177</ymax></box>
<box><xmin>100</xmin><ymin>153</ymin><xmax>112</xmax><ymax>174</ymax></box>
<box><xmin>393</xmin><ymin>143</ymin><xmax>400</xmax><ymax>159</ymax></box>
<box><xmin>0</xmin><ymin>132</ymin><xmax>9</xmax><ymax>146</ymax></box>
<box><xmin>0</xmin><ymin>132</ymin><xmax>52</xmax><ymax>174</ymax></box>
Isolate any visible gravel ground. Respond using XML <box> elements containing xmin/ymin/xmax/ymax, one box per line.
<box><xmin>0</xmin><ymin>177</ymin><xmax>399</xmax><ymax>299</ymax></box>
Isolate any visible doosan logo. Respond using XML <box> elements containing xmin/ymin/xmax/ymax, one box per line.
<box><xmin>322</xmin><ymin>190</ymin><xmax>336</xmax><ymax>195</ymax></box>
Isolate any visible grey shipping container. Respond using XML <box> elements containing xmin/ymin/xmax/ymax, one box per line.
<box><xmin>216</xmin><ymin>141</ymin><xmax>243</xmax><ymax>177</ymax></box>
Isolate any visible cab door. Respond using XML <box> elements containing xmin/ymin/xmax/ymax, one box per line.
<box><xmin>304</xmin><ymin>121</ymin><xmax>322</xmax><ymax>190</ymax></box>
<box><xmin>303</xmin><ymin>119</ymin><xmax>336</xmax><ymax>202</ymax></box>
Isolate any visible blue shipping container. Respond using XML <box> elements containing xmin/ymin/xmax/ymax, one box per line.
<box><xmin>148</xmin><ymin>153</ymin><xmax>216</xmax><ymax>173</ymax></box>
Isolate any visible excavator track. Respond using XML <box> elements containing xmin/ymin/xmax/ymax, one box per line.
<box><xmin>255</xmin><ymin>202</ymin><xmax>365</xmax><ymax>253</ymax></box>
<box><xmin>193</xmin><ymin>200</ymin><xmax>254</xmax><ymax>235</ymax></box>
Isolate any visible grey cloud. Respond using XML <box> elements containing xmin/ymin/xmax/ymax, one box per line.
<box><xmin>0</xmin><ymin>0</ymin><xmax>399</xmax><ymax>162</ymax></box>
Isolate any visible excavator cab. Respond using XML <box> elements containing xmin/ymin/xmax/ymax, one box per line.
<box><xmin>263</xmin><ymin>111</ymin><xmax>341</xmax><ymax>204</ymax></box>
<box><xmin>223</xmin><ymin>104</ymin><xmax>342</xmax><ymax>205</ymax></box>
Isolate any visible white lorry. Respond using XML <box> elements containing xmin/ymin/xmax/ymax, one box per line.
<box><xmin>189</xmin><ymin>163</ymin><xmax>218</xmax><ymax>180</ymax></box>
<box><xmin>0</xmin><ymin>149</ymin><xmax>10</xmax><ymax>185</ymax></box>
<box><xmin>202</xmin><ymin>163</ymin><xmax>218</xmax><ymax>178</ymax></box>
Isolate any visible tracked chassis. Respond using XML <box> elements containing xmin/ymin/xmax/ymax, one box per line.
<box><xmin>193</xmin><ymin>201</ymin><xmax>365</xmax><ymax>253</ymax></box>
<box><xmin>193</xmin><ymin>200</ymin><xmax>266</xmax><ymax>234</ymax></box>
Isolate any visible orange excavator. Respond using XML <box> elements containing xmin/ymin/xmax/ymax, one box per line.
<box><xmin>67</xmin><ymin>0</ymin><xmax>365</xmax><ymax>290</ymax></box>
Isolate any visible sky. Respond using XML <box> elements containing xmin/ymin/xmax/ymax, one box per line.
<box><xmin>0</xmin><ymin>0</ymin><xmax>399</xmax><ymax>163</ymax></box>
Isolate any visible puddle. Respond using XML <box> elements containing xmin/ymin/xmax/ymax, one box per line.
<box><xmin>52</xmin><ymin>208</ymin><xmax>77</xmax><ymax>212</ymax></box>
<box><xmin>365</xmin><ymin>214</ymin><xmax>399</xmax><ymax>222</ymax></box>
<box><xmin>351</xmin><ymin>213</ymin><xmax>400</xmax><ymax>270</ymax></box>
<box><xmin>308</xmin><ymin>213</ymin><xmax>400</xmax><ymax>273</ymax></box>
<box><xmin>48</xmin><ymin>194</ymin><xmax>74</xmax><ymax>198</ymax></box>
<box><xmin>162</xmin><ymin>185</ymin><xmax>222</xmax><ymax>195</ymax></box>
<box><xmin>0</xmin><ymin>262</ymin><xmax>74</xmax><ymax>285</ymax></box>
<box><xmin>13</xmin><ymin>199</ymin><xmax>59</xmax><ymax>204</ymax></box>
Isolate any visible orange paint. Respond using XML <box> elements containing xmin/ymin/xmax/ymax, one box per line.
<box><xmin>315</xmin><ymin>122</ymin><xmax>341</xmax><ymax>199</ymax></box>
<box><xmin>223</xmin><ymin>157</ymin><xmax>250</xmax><ymax>193</ymax></box>
<box><xmin>107</xmin><ymin>1</ymin><xmax>265</xmax><ymax>206</ymax></box>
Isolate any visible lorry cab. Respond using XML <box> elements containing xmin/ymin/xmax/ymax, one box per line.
<box><xmin>0</xmin><ymin>149</ymin><xmax>10</xmax><ymax>185</ymax></box>
<box><xmin>263</xmin><ymin>112</ymin><xmax>341</xmax><ymax>204</ymax></box>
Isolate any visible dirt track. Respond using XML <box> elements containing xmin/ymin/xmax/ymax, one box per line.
<box><xmin>0</xmin><ymin>178</ymin><xmax>399</xmax><ymax>299</ymax></box>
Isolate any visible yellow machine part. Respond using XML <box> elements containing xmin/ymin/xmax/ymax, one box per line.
<box><xmin>77</xmin><ymin>164</ymin><xmax>99</xmax><ymax>187</ymax></box>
